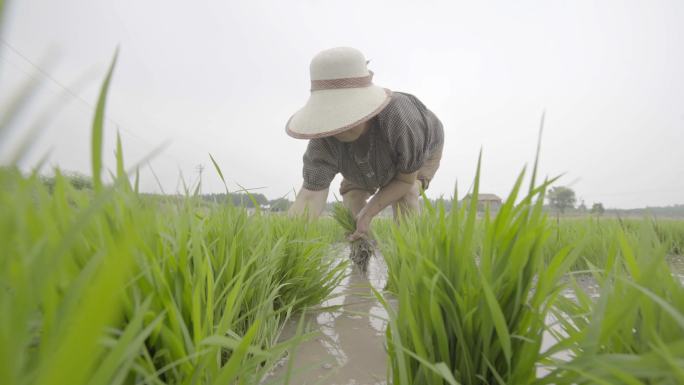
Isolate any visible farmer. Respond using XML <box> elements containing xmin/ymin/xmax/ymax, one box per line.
<box><xmin>287</xmin><ymin>47</ymin><xmax>444</xmax><ymax>241</ymax></box>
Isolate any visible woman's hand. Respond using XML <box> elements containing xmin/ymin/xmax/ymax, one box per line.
<box><xmin>288</xmin><ymin>186</ymin><xmax>329</xmax><ymax>219</ymax></box>
<box><xmin>347</xmin><ymin>211</ymin><xmax>372</xmax><ymax>241</ymax></box>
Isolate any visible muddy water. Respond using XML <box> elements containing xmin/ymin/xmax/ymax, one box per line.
<box><xmin>538</xmin><ymin>255</ymin><xmax>684</xmax><ymax>377</ymax></box>
<box><xmin>264</xmin><ymin>253</ymin><xmax>684</xmax><ymax>385</ymax></box>
<box><xmin>670</xmin><ymin>254</ymin><xmax>684</xmax><ymax>282</ymax></box>
<box><xmin>264</xmin><ymin>254</ymin><xmax>391</xmax><ymax>385</ymax></box>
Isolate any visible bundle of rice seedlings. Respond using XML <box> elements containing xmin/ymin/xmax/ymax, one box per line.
<box><xmin>332</xmin><ymin>202</ymin><xmax>374</xmax><ymax>273</ymax></box>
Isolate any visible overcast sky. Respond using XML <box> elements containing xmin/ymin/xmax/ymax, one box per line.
<box><xmin>1</xmin><ymin>0</ymin><xmax>682</xmax><ymax>208</ymax></box>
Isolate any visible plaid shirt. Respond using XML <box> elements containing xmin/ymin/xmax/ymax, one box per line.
<box><xmin>302</xmin><ymin>92</ymin><xmax>444</xmax><ymax>192</ymax></box>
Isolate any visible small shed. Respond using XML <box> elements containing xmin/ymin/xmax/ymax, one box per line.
<box><xmin>463</xmin><ymin>193</ymin><xmax>503</xmax><ymax>211</ymax></box>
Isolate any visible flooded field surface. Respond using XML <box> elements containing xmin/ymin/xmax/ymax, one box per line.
<box><xmin>264</xmin><ymin>253</ymin><xmax>684</xmax><ymax>385</ymax></box>
<box><xmin>264</xmin><ymin>253</ymin><xmax>391</xmax><ymax>385</ymax></box>
<box><xmin>670</xmin><ymin>254</ymin><xmax>684</xmax><ymax>281</ymax></box>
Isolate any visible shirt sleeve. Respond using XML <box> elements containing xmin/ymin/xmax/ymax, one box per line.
<box><xmin>383</xmin><ymin>96</ymin><xmax>430</xmax><ymax>174</ymax></box>
<box><xmin>302</xmin><ymin>139</ymin><xmax>338</xmax><ymax>191</ymax></box>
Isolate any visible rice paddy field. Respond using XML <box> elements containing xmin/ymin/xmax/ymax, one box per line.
<box><xmin>4</xmin><ymin>155</ymin><xmax>684</xmax><ymax>384</ymax></box>
<box><xmin>3</xmin><ymin>30</ymin><xmax>684</xmax><ymax>385</ymax></box>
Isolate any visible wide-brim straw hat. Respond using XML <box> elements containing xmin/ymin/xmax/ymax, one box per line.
<box><xmin>286</xmin><ymin>47</ymin><xmax>393</xmax><ymax>139</ymax></box>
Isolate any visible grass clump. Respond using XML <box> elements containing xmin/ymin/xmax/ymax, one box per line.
<box><xmin>332</xmin><ymin>202</ymin><xmax>374</xmax><ymax>273</ymax></box>
<box><xmin>0</xmin><ymin>166</ymin><xmax>146</xmax><ymax>385</ymax></box>
<box><xmin>544</xmin><ymin>224</ymin><xmax>684</xmax><ymax>385</ymax></box>
<box><xmin>544</xmin><ymin>217</ymin><xmax>684</xmax><ymax>271</ymax></box>
<box><xmin>0</xmin><ymin>166</ymin><xmax>346</xmax><ymax>385</ymax></box>
<box><xmin>0</xmin><ymin>47</ymin><xmax>346</xmax><ymax>384</ymax></box>
<box><xmin>376</xmin><ymin>151</ymin><xmax>580</xmax><ymax>385</ymax></box>
<box><xmin>375</xmin><ymin>152</ymin><xmax>684</xmax><ymax>384</ymax></box>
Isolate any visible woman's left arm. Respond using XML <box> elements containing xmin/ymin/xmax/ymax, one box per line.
<box><xmin>347</xmin><ymin>171</ymin><xmax>418</xmax><ymax>241</ymax></box>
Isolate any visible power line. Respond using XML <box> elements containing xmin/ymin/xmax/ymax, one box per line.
<box><xmin>196</xmin><ymin>163</ymin><xmax>204</xmax><ymax>191</ymax></box>
<box><xmin>0</xmin><ymin>38</ymin><xmax>195</xmax><ymax>167</ymax></box>
<box><xmin>1</xmin><ymin>39</ymin><xmax>128</xmax><ymax>131</ymax></box>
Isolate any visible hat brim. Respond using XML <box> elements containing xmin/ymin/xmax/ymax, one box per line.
<box><xmin>286</xmin><ymin>86</ymin><xmax>392</xmax><ymax>139</ymax></box>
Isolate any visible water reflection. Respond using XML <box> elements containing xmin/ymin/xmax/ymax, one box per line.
<box><xmin>265</xmin><ymin>250</ymin><xmax>389</xmax><ymax>385</ymax></box>
<box><xmin>267</xmin><ymin>251</ymin><xmax>684</xmax><ymax>384</ymax></box>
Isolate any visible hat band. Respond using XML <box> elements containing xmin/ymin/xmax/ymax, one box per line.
<box><xmin>310</xmin><ymin>71</ymin><xmax>374</xmax><ymax>91</ymax></box>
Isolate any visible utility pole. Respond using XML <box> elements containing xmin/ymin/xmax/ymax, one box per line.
<box><xmin>196</xmin><ymin>164</ymin><xmax>204</xmax><ymax>193</ymax></box>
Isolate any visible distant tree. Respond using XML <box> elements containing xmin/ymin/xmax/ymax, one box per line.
<box><xmin>269</xmin><ymin>198</ymin><xmax>292</xmax><ymax>212</ymax></box>
<box><xmin>200</xmin><ymin>192</ymin><xmax>268</xmax><ymax>207</ymax></box>
<box><xmin>42</xmin><ymin>170</ymin><xmax>93</xmax><ymax>192</ymax></box>
<box><xmin>547</xmin><ymin>186</ymin><xmax>576</xmax><ymax>213</ymax></box>
<box><xmin>231</xmin><ymin>193</ymin><xmax>268</xmax><ymax>207</ymax></box>
<box><xmin>66</xmin><ymin>172</ymin><xmax>94</xmax><ymax>190</ymax></box>
<box><xmin>250</xmin><ymin>193</ymin><xmax>269</xmax><ymax>206</ymax></box>
<box><xmin>591</xmin><ymin>202</ymin><xmax>605</xmax><ymax>216</ymax></box>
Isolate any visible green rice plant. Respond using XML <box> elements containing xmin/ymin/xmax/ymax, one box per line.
<box><xmin>544</xmin><ymin>218</ymin><xmax>684</xmax><ymax>271</ymax></box>
<box><xmin>0</xmin><ymin>165</ymin><xmax>158</xmax><ymax>385</ymax></box>
<box><xmin>1</xmin><ymin>166</ymin><xmax>344</xmax><ymax>385</ymax></box>
<box><xmin>376</xmin><ymin>152</ymin><xmax>581</xmax><ymax>385</ymax></box>
<box><xmin>369</xmin><ymin>215</ymin><xmax>393</xmax><ymax>241</ymax></box>
<box><xmin>121</xmin><ymin>195</ymin><xmax>346</xmax><ymax>384</ymax></box>
<box><xmin>0</xmin><ymin>50</ymin><xmax>158</xmax><ymax>385</ymax></box>
<box><xmin>543</xmin><ymin>222</ymin><xmax>684</xmax><ymax>384</ymax></box>
<box><xmin>544</xmin><ymin>217</ymin><xmax>620</xmax><ymax>271</ymax></box>
<box><xmin>314</xmin><ymin>215</ymin><xmax>346</xmax><ymax>243</ymax></box>
<box><xmin>377</xmin><ymin>208</ymin><xmax>684</xmax><ymax>279</ymax></box>
<box><xmin>1</xmin><ymin>44</ymin><xmax>346</xmax><ymax>384</ymax></box>
<box><xmin>649</xmin><ymin>218</ymin><xmax>684</xmax><ymax>256</ymax></box>
<box><xmin>332</xmin><ymin>202</ymin><xmax>374</xmax><ymax>273</ymax></box>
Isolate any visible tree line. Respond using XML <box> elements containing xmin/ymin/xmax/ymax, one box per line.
<box><xmin>37</xmin><ymin>171</ymin><xmax>682</xmax><ymax>217</ymax></box>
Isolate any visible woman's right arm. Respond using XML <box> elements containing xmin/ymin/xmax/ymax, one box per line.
<box><xmin>288</xmin><ymin>186</ymin><xmax>329</xmax><ymax>219</ymax></box>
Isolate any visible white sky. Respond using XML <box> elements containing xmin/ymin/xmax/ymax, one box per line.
<box><xmin>1</xmin><ymin>0</ymin><xmax>682</xmax><ymax>208</ymax></box>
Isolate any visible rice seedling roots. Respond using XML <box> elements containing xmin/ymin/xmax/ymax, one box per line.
<box><xmin>349</xmin><ymin>238</ymin><xmax>374</xmax><ymax>273</ymax></box>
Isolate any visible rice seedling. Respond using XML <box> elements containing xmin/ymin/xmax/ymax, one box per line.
<box><xmin>0</xmin><ymin>48</ymin><xmax>154</xmax><ymax>385</ymax></box>
<box><xmin>117</xmin><ymin>196</ymin><xmax>347</xmax><ymax>384</ymax></box>
<box><xmin>0</xmin><ymin>166</ymin><xmax>154</xmax><ymax>385</ymax></box>
<box><xmin>543</xmin><ymin>222</ymin><xmax>684</xmax><ymax>384</ymax></box>
<box><xmin>544</xmin><ymin>217</ymin><xmax>684</xmax><ymax>271</ymax></box>
<box><xmin>375</xmin><ymin>150</ymin><xmax>585</xmax><ymax>385</ymax></box>
<box><xmin>649</xmin><ymin>218</ymin><xmax>684</xmax><ymax>256</ymax></box>
<box><xmin>331</xmin><ymin>202</ymin><xmax>374</xmax><ymax>273</ymax></box>
<box><xmin>373</xmin><ymin>153</ymin><xmax>684</xmax><ymax>384</ymax></box>
<box><xmin>0</xmin><ymin>46</ymin><xmax>346</xmax><ymax>384</ymax></box>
